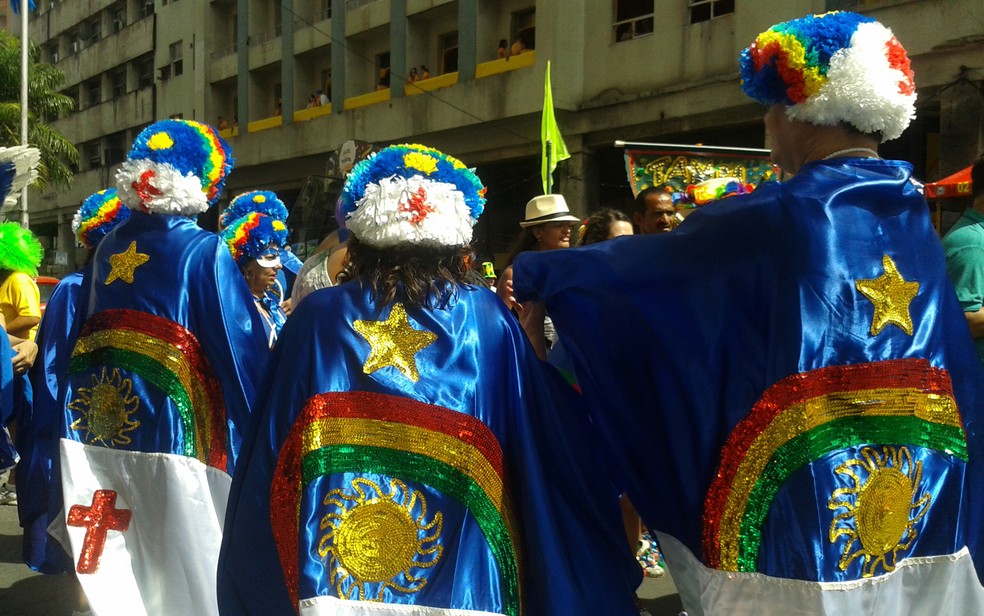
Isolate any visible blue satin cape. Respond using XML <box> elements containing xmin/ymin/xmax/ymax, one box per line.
<box><xmin>218</xmin><ymin>282</ymin><xmax>641</xmax><ymax>615</ymax></box>
<box><xmin>61</xmin><ymin>211</ymin><xmax>269</xmax><ymax>471</ymax></box>
<box><xmin>513</xmin><ymin>158</ymin><xmax>984</xmax><ymax>583</ymax></box>
<box><xmin>18</xmin><ymin>270</ymin><xmax>84</xmax><ymax>573</ymax></box>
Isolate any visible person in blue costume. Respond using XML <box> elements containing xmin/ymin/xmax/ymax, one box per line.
<box><xmin>513</xmin><ymin>12</ymin><xmax>984</xmax><ymax>615</ymax></box>
<box><xmin>220</xmin><ymin>212</ymin><xmax>289</xmax><ymax>347</ymax></box>
<box><xmin>51</xmin><ymin>120</ymin><xmax>269</xmax><ymax>616</ymax></box>
<box><xmin>218</xmin><ymin>144</ymin><xmax>641</xmax><ymax>616</ymax></box>
<box><xmin>220</xmin><ymin>189</ymin><xmax>300</xmax><ymax>303</ymax></box>
<box><xmin>0</xmin><ymin>145</ymin><xmax>40</xmax><ymax>494</ymax></box>
<box><xmin>17</xmin><ymin>188</ymin><xmax>129</xmax><ymax>575</ymax></box>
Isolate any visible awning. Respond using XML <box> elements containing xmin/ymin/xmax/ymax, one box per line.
<box><xmin>925</xmin><ymin>166</ymin><xmax>972</xmax><ymax>199</ymax></box>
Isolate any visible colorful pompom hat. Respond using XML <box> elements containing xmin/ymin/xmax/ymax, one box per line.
<box><xmin>0</xmin><ymin>222</ymin><xmax>44</xmax><ymax>277</ymax></box>
<box><xmin>340</xmin><ymin>143</ymin><xmax>486</xmax><ymax>249</ymax></box>
<box><xmin>739</xmin><ymin>11</ymin><xmax>916</xmax><ymax>142</ymax></box>
<box><xmin>73</xmin><ymin>188</ymin><xmax>131</xmax><ymax>249</ymax></box>
<box><xmin>220</xmin><ymin>190</ymin><xmax>289</xmax><ymax>229</ymax></box>
<box><xmin>221</xmin><ymin>212</ymin><xmax>289</xmax><ymax>266</ymax></box>
<box><xmin>116</xmin><ymin>119</ymin><xmax>234</xmax><ymax>216</ymax></box>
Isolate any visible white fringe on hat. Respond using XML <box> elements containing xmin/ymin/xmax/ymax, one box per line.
<box><xmin>116</xmin><ymin>159</ymin><xmax>210</xmax><ymax>216</ymax></box>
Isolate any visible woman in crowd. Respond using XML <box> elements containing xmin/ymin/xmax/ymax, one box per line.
<box><xmin>221</xmin><ymin>212</ymin><xmax>289</xmax><ymax>348</ymax></box>
<box><xmin>577</xmin><ymin>207</ymin><xmax>634</xmax><ymax>246</ymax></box>
<box><xmin>218</xmin><ymin>144</ymin><xmax>641</xmax><ymax>615</ymax></box>
<box><xmin>496</xmin><ymin>194</ymin><xmax>579</xmax><ymax>358</ymax></box>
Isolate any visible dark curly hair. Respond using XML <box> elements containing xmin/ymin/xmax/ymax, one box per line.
<box><xmin>338</xmin><ymin>237</ymin><xmax>475</xmax><ymax>309</ymax></box>
<box><xmin>578</xmin><ymin>208</ymin><xmax>632</xmax><ymax>246</ymax></box>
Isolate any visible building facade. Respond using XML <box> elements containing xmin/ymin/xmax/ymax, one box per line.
<box><xmin>17</xmin><ymin>0</ymin><xmax>984</xmax><ymax>274</ymax></box>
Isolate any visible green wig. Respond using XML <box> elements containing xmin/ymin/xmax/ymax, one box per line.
<box><xmin>0</xmin><ymin>222</ymin><xmax>44</xmax><ymax>276</ymax></box>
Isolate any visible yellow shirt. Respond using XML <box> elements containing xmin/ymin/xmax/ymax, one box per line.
<box><xmin>0</xmin><ymin>271</ymin><xmax>41</xmax><ymax>340</ymax></box>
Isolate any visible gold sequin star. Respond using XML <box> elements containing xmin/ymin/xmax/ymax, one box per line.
<box><xmin>855</xmin><ymin>254</ymin><xmax>919</xmax><ymax>336</ymax></box>
<box><xmin>353</xmin><ymin>303</ymin><xmax>437</xmax><ymax>382</ymax></box>
<box><xmin>104</xmin><ymin>241</ymin><xmax>150</xmax><ymax>285</ymax></box>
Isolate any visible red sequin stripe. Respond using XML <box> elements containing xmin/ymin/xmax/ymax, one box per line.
<box><xmin>316</xmin><ymin>391</ymin><xmax>504</xmax><ymax>480</ymax></box>
<box><xmin>271</xmin><ymin>390</ymin><xmax>508</xmax><ymax>610</ymax></box>
<box><xmin>702</xmin><ymin>358</ymin><xmax>955</xmax><ymax>567</ymax></box>
<box><xmin>80</xmin><ymin>309</ymin><xmax>228</xmax><ymax>471</ymax></box>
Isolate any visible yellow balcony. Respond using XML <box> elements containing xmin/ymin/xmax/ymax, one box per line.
<box><xmin>476</xmin><ymin>50</ymin><xmax>536</xmax><ymax>78</ymax></box>
<box><xmin>218</xmin><ymin>126</ymin><xmax>239</xmax><ymax>139</ymax></box>
<box><xmin>293</xmin><ymin>104</ymin><xmax>333</xmax><ymax>122</ymax></box>
<box><xmin>404</xmin><ymin>72</ymin><xmax>458</xmax><ymax>96</ymax></box>
<box><xmin>343</xmin><ymin>88</ymin><xmax>391</xmax><ymax>111</ymax></box>
<box><xmin>247</xmin><ymin>115</ymin><xmax>283</xmax><ymax>133</ymax></box>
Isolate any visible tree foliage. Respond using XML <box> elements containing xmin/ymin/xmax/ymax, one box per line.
<box><xmin>0</xmin><ymin>29</ymin><xmax>78</xmax><ymax>191</ymax></box>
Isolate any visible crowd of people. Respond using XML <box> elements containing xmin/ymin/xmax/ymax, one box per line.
<box><xmin>1</xmin><ymin>10</ymin><xmax>984</xmax><ymax>616</ymax></box>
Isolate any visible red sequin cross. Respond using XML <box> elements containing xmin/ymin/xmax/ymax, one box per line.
<box><xmin>67</xmin><ymin>489</ymin><xmax>132</xmax><ymax>575</ymax></box>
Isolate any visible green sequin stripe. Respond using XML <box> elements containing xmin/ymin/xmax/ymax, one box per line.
<box><xmin>302</xmin><ymin>444</ymin><xmax>521</xmax><ymax>616</ymax></box>
<box><xmin>736</xmin><ymin>415</ymin><xmax>967</xmax><ymax>572</ymax></box>
<box><xmin>69</xmin><ymin>347</ymin><xmax>198</xmax><ymax>459</ymax></box>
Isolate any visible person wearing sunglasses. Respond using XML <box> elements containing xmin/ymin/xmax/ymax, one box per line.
<box><xmin>221</xmin><ymin>212</ymin><xmax>289</xmax><ymax>347</ymax></box>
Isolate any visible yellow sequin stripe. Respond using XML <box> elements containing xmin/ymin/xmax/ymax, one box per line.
<box><xmin>717</xmin><ymin>386</ymin><xmax>960</xmax><ymax>570</ymax></box>
<box><xmin>72</xmin><ymin>329</ymin><xmax>212</xmax><ymax>462</ymax></box>
<box><xmin>301</xmin><ymin>417</ymin><xmax>513</xmax><ymax>519</ymax></box>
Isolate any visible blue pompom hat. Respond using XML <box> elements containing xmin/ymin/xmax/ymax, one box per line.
<box><xmin>72</xmin><ymin>188</ymin><xmax>132</xmax><ymax>249</ymax></box>
<box><xmin>116</xmin><ymin>119</ymin><xmax>234</xmax><ymax>216</ymax></box>
<box><xmin>220</xmin><ymin>190</ymin><xmax>289</xmax><ymax>229</ymax></box>
<box><xmin>340</xmin><ymin>144</ymin><xmax>486</xmax><ymax>249</ymax></box>
<box><xmin>739</xmin><ymin>11</ymin><xmax>916</xmax><ymax>142</ymax></box>
<box><xmin>221</xmin><ymin>213</ymin><xmax>289</xmax><ymax>266</ymax></box>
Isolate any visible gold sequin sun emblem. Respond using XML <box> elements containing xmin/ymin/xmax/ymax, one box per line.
<box><xmin>855</xmin><ymin>254</ymin><xmax>919</xmax><ymax>336</ymax></box>
<box><xmin>68</xmin><ymin>367</ymin><xmax>141</xmax><ymax>447</ymax></box>
<box><xmin>828</xmin><ymin>445</ymin><xmax>930</xmax><ymax>577</ymax></box>
<box><xmin>318</xmin><ymin>477</ymin><xmax>443</xmax><ymax>600</ymax></box>
<box><xmin>353</xmin><ymin>303</ymin><xmax>437</xmax><ymax>382</ymax></box>
<box><xmin>105</xmin><ymin>241</ymin><xmax>150</xmax><ymax>285</ymax></box>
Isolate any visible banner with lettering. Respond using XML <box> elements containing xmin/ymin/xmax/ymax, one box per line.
<box><xmin>620</xmin><ymin>141</ymin><xmax>777</xmax><ymax>198</ymax></box>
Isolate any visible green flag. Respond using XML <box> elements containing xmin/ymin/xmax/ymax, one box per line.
<box><xmin>541</xmin><ymin>61</ymin><xmax>570</xmax><ymax>194</ymax></box>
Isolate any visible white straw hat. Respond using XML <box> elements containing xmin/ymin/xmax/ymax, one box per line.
<box><xmin>519</xmin><ymin>194</ymin><xmax>579</xmax><ymax>228</ymax></box>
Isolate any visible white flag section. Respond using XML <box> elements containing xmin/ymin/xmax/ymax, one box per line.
<box><xmin>656</xmin><ymin>532</ymin><xmax>984</xmax><ymax>616</ymax></box>
<box><xmin>299</xmin><ymin>595</ymin><xmax>505</xmax><ymax>616</ymax></box>
<box><xmin>56</xmin><ymin>439</ymin><xmax>232</xmax><ymax>616</ymax></box>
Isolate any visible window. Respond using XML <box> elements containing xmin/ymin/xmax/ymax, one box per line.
<box><xmin>376</xmin><ymin>52</ymin><xmax>390</xmax><ymax>89</ymax></box>
<box><xmin>439</xmin><ymin>32</ymin><xmax>458</xmax><ymax>74</ymax></box>
<box><xmin>140</xmin><ymin>1</ymin><xmax>154</xmax><ymax>18</ymax></box>
<box><xmin>85</xmin><ymin>78</ymin><xmax>102</xmax><ymax>107</ymax></box>
<box><xmin>105</xmin><ymin>132</ymin><xmax>126</xmax><ymax>165</ymax></box>
<box><xmin>84</xmin><ymin>142</ymin><xmax>102</xmax><ymax>170</ymax></box>
<box><xmin>613</xmin><ymin>0</ymin><xmax>653</xmax><ymax>42</ymax></box>
<box><xmin>111</xmin><ymin>68</ymin><xmax>126</xmax><ymax>98</ymax></box>
<box><xmin>170</xmin><ymin>41</ymin><xmax>183</xmax><ymax>76</ymax></box>
<box><xmin>511</xmin><ymin>8</ymin><xmax>536</xmax><ymax>51</ymax></box>
<box><xmin>136</xmin><ymin>54</ymin><xmax>154</xmax><ymax>88</ymax></box>
<box><xmin>689</xmin><ymin>0</ymin><xmax>733</xmax><ymax>24</ymax></box>
<box><xmin>113</xmin><ymin>6</ymin><xmax>127</xmax><ymax>32</ymax></box>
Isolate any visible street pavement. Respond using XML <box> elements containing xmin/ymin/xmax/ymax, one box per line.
<box><xmin>0</xmin><ymin>503</ymin><xmax>684</xmax><ymax>615</ymax></box>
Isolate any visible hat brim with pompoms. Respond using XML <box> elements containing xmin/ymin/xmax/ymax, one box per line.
<box><xmin>340</xmin><ymin>144</ymin><xmax>486</xmax><ymax>249</ymax></box>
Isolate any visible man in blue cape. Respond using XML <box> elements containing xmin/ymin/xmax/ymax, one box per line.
<box><xmin>49</xmin><ymin>120</ymin><xmax>269</xmax><ymax>616</ymax></box>
<box><xmin>218</xmin><ymin>144</ymin><xmax>641</xmax><ymax>615</ymax></box>
<box><xmin>514</xmin><ymin>12</ymin><xmax>984</xmax><ymax>615</ymax></box>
